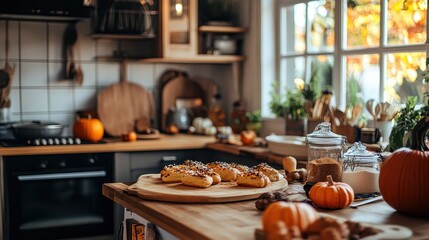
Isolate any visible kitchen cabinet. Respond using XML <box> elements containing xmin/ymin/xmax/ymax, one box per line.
<box><xmin>114</xmin><ymin>148</ymin><xmax>262</xmax><ymax>183</ymax></box>
<box><xmin>90</xmin><ymin>0</ymin><xmax>163</xmax><ymax>59</ymax></box>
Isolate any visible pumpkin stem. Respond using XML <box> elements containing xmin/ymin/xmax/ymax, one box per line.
<box><xmin>326</xmin><ymin>175</ymin><xmax>334</xmax><ymax>186</ymax></box>
<box><xmin>410</xmin><ymin>116</ymin><xmax>429</xmax><ymax>151</ymax></box>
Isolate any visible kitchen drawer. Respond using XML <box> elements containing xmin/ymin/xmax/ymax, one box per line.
<box><xmin>130</xmin><ymin>149</ymin><xmax>207</xmax><ymax>170</ymax></box>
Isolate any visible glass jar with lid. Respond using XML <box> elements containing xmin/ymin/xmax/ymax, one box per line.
<box><xmin>305</xmin><ymin>122</ymin><xmax>346</xmax><ymax>184</ymax></box>
<box><xmin>342</xmin><ymin>142</ymin><xmax>381</xmax><ymax>194</ymax></box>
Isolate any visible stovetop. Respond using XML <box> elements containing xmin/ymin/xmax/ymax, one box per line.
<box><xmin>0</xmin><ymin>137</ymin><xmax>105</xmax><ymax>147</ymax></box>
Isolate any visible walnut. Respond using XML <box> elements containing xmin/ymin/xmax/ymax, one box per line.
<box><xmin>320</xmin><ymin>227</ymin><xmax>343</xmax><ymax>240</ymax></box>
<box><xmin>305</xmin><ymin>217</ymin><xmax>349</xmax><ymax>239</ymax></box>
<box><xmin>345</xmin><ymin>220</ymin><xmax>365</xmax><ymax>236</ymax></box>
<box><xmin>255</xmin><ymin>191</ymin><xmax>289</xmax><ymax>210</ymax></box>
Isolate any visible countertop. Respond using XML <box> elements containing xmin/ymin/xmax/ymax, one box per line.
<box><xmin>0</xmin><ymin>134</ymin><xmax>216</xmax><ymax>156</ymax></box>
<box><xmin>103</xmin><ymin>182</ymin><xmax>429</xmax><ymax>240</ymax></box>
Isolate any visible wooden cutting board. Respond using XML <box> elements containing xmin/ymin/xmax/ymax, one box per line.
<box><xmin>97</xmin><ymin>61</ymin><xmax>155</xmax><ymax>137</ymax></box>
<box><xmin>126</xmin><ymin>174</ymin><xmax>288</xmax><ymax>203</ymax></box>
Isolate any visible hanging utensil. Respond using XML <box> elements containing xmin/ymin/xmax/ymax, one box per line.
<box><xmin>64</xmin><ymin>22</ymin><xmax>78</xmax><ymax>80</ymax></box>
<box><xmin>0</xmin><ymin>21</ymin><xmax>16</xmax><ymax>109</ymax></box>
<box><xmin>0</xmin><ymin>21</ymin><xmax>11</xmax><ymax>89</ymax></box>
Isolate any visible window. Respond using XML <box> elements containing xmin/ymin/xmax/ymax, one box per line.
<box><xmin>263</xmin><ymin>0</ymin><xmax>428</xmax><ymax>117</ymax></box>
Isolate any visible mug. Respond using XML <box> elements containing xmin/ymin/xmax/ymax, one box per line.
<box><xmin>360</xmin><ymin>127</ymin><xmax>381</xmax><ymax>144</ymax></box>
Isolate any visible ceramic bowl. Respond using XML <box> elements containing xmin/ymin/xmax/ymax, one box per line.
<box><xmin>265</xmin><ymin>134</ymin><xmax>308</xmax><ymax>159</ymax></box>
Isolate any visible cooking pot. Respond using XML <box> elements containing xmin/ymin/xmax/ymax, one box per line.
<box><xmin>12</xmin><ymin>121</ymin><xmax>67</xmax><ymax>140</ymax></box>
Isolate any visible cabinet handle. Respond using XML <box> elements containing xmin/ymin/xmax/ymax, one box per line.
<box><xmin>17</xmin><ymin>171</ymin><xmax>106</xmax><ymax>181</ymax></box>
<box><xmin>161</xmin><ymin>156</ymin><xmax>177</xmax><ymax>162</ymax></box>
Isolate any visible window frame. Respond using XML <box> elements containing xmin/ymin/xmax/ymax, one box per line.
<box><xmin>269</xmin><ymin>0</ymin><xmax>429</xmax><ymax>115</ymax></box>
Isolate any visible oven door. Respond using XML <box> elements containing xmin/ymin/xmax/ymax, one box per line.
<box><xmin>4</xmin><ymin>154</ymin><xmax>114</xmax><ymax>240</ymax></box>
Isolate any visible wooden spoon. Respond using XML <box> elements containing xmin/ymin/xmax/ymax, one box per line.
<box><xmin>365</xmin><ymin>99</ymin><xmax>377</xmax><ymax>121</ymax></box>
<box><xmin>0</xmin><ymin>21</ymin><xmax>10</xmax><ymax>89</ymax></box>
<box><xmin>374</xmin><ymin>103</ymin><xmax>381</xmax><ymax>121</ymax></box>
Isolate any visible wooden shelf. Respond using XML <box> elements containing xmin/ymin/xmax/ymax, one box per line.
<box><xmin>95</xmin><ymin>55</ymin><xmax>245</xmax><ymax>64</ymax></box>
<box><xmin>198</xmin><ymin>25</ymin><xmax>247</xmax><ymax>33</ymax></box>
<box><xmin>91</xmin><ymin>33</ymin><xmax>156</xmax><ymax>40</ymax></box>
<box><xmin>141</xmin><ymin>55</ymin><xmax>245</xmax><ymax>63</ymax></box>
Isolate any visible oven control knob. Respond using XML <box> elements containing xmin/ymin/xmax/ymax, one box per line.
<box><xmin>61</xmin><ymin>138</ymin><xmax>68</xmax><ymax>145</ymax></box>
<box><xmin>33</xmin><ymin>139</ymin><xmax>41</xmax><ymax>146</ymax></box>
<box><xmin>41</xmin><ymin>139</ymin><xmax>48</xmax><ymax>146</ymax></box>
<box><xmin>75</xmin><ymin>138</ymin><xmax>82</xmax><ymax>144</ymax></box>
<box><xmin>39</xmin><ymin>161</ymin><xmax>48</xmax><ymax>169</ymax></box>
<box><xmin>58</xmin><ymin>161</ymin><xmax>66</xmax><ymax>168</ymax></box>
<box><xmin>88</xmin><ymin>157</ymin><xmax>95</xmax><ymax>164</ymax></box>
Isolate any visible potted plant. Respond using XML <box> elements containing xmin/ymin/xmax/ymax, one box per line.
<box><xmin>261</xmin><ymin>82</ymin><xmax>288</xmax><ymax>137</ymax></box>
<box><xmin>389</xmin><ymin>58</ymin><xmax>429</xmax><ymax>151</ymax></box>
<box><xmin>245</xmin><ymin>110</ymin><xmax>262</xmax><ymax>135</ymax></box>
<box><xmin>285</xmin><ymin>89</ymin><xmax>306</xmax><ymax>136</ymax></box>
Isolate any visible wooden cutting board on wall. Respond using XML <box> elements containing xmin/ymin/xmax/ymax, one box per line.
<box><xmin>126</xmin><ymin>174</ymin><xmax>288</xmax><ymax>203</ymax></box>
<box><xmin>97</xmin><ymin>60</ymin><xmax>155</xmax><ymax>137</ymax></box>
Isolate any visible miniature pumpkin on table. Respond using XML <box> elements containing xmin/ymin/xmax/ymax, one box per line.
<box><xmin>379</xmin><ymin>116</ymin><xmax>429</xmax><ymax>217</ymax></box>
<box><xmin>262</xmin><ymin>201</ymin><xmax>319</xmax><ymax>235</ymax></box>
<box><xmin>309</xmin><ymin>175</ymin><xmax>354</xmax><ymax>209</ymax></box>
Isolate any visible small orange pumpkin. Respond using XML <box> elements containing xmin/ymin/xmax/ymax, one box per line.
<box><xmin>309</xmin><ymin>175</ymin><xmax>354</xmax><ymax>209</ymax></box>
<box><xmin>73</xmin><ymin>116</ymin><xmax>104</xmax><ymax>142</ymax></box>
<box><xmin>379</xmin><ymin>116</ymin><xmax>429</xmax><ymax>217</ymax></box>
<box><xmin>262</xmin><ymin>202</ymin><xmax>319</xmax><ymax>234</ymax></box>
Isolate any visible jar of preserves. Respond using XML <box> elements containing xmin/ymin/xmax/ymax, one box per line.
<box><xmin>342</xmin><ymin>142</ymin><xmax>380</xmax><ymax>194</ymax></box>
<box><xmin>305</xmin><ymin>122</ymin><xmax>346</xmax><ymax>184</ymax></box>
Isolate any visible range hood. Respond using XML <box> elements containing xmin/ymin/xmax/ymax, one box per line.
<box><xmin>0</xmin><ymin>0</ymin><xmax>92</xmax><ymax>21</ymax></box>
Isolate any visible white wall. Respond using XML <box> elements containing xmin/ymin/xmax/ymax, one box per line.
<box><xmin>0</xmin><ymin>20</ymin><xmax>233</xmax><ymax>136</ymax></box>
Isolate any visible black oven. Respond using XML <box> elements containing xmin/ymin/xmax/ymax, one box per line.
<box><xmin>3</xmin><ymin>152</ymin><xmax>114</xmax><ymax>240</ymax></box>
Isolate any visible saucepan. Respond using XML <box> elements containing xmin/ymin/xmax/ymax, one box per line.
<box><xmin>11</xmin><ymin>121</ymin><xmax>67</xmax><ymax>140</ymax></box>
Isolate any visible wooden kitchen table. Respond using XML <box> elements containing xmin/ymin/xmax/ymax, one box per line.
<box><xmin>103</xmin><ymin>183</ymin><xmax>429</xmax><ymax>240</ymax></box>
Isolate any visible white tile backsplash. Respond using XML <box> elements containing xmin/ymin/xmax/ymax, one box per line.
<box><xmin>21</xmin><ymin>62</ymin><xmax>48</xmax><ymax>87</ymax></box>
<box><xmin>0</xmin><ymin>20</ymin><xmax>230</xmax><ymax>126</ymax></box>
<box><xmin>21</xmin><ymin>22</ymin><xmax>47</xmax><ymax>60</ymax></box>
<box><xmin>0</xmin><ymin>21</ymin><xmax>20</xmax><ymax>60</ymax></box>
<box><xmin>74</xmin><ymin>88</ymin><xmax>97</xmax><ymax>111</ymax></box>
<box><xmin>97</xmin><ymin>62</ymin><xmax>120</xmax><ymax>86</ymax></box>
<box><xmin>21</xmin><ymin>114</ymin><xmax>50</xmax><ymax>121</ymax></box>
<box><xmin>9</xmin><ymin>87</ymin><xmax>20</xmax><ymax>114</ymax></box>
<box><xmin>129</xmin><ymin>63</ymin><xmax>155</xmax><ymax>89</ymax></box>
<box><xmin>49</xmin><ymin>88</ymin><xmax>74</xmax><ymax>112</ymax></box>
<box><xmin>79</xmin><ymin>63</ymin><xmax>96</xmax><ymax>87</ymax></box>
<box><xmin>21</xmin><ymin>89</ymin><xmax>49</xmax><ymax>112</ymax></box>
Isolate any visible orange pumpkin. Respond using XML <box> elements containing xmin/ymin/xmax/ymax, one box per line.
<box><xmin>73</xmin><ymin>117</ymin><xmax>104</xmax><ymax>142</ymax></box>
<box><xmin>262</xmin><ymin>202</ymin><xmax>319</xmax><ymax>234</ymax></box>
<box><xmin>379</xmin><ymin>116</ymin><xmax>429</xmax><ymax>217</ymax></box>
<box><xmin>309</xmin><ymin>175</ymin><xmax>354</xmax><ymax>209</ymax></box>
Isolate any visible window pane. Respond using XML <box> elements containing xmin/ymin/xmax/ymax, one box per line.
<box><xmin>308</xmin><ymin>55</ymin><xmax>333</xmax><ymax>91</ymax></box>
<box><xmin>280</xmin><ymin>57</ymin><xmax>306</xmax><ymax>92</ymax></box>
<box><xmin>346</xmin><ymin>55</ymin><xmax>380</xmax><ymax>108</ymax></box>
<box><xmin>308</xmin><ymin>0</ymin><xmax>335</xmax><ymax>53</ymax></box>
<box><xmin>387</xmin><ymin>0</ymin><xmax>427</xmax><ymax>45</ymax></box>
<box><xmin>386</xmin><ymin>52</ymin><xmax>426</xmax><ymax>103</ymax></box>
<box><xmin>280</xmin><ymin>3</ymin><xmax>306</xmax><ymax>55</ymax></box>
<box><xmin>346</xmin><ymin>0</ymin><xmax>380</xmax><ymax>49</ymax></box>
